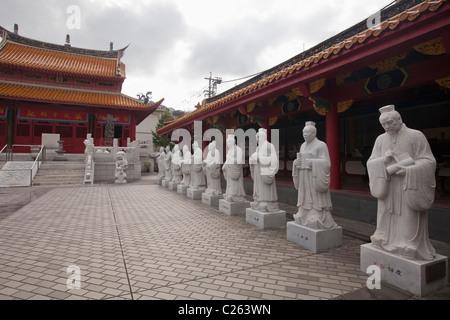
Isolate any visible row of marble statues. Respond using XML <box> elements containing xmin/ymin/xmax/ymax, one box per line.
<box><xmin>157</xmin><ymin>105</ymin><xmax>439</xmax><ymax>262</ymax></box>
<box><xmin>156</xmin><ymin>104</ymin><xmax>447</xmax><ymax>296</ymax></box>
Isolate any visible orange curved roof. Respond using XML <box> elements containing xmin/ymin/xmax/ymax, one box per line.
<box><xmin>0</xmin><ymin>41</ymin><xmax>125</xmax><ymax>79</ymax></box>
<box><xmin>0</xmin><ymin>81</ymin><xmax>161</xmax><ymax>110</ymax></box>
<box><xmin>157</xmin><ymin>0</ymin><xmax>448</xmax><ymax>134</ymax></box>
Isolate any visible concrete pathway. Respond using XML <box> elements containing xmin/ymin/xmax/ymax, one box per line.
<box><xmin>0</xmin><ymin>174</ymin><xmax>448</xmax><ymax>301</ymax></box>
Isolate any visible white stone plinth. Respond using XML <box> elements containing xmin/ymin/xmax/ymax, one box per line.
<box><xmin>162</xmin><ymin>179</ymin><xmax>170</xmax><ymax>188</ymax></box>
<box><xmin>187</xmin><ymin>188</ymin><xmax>205</xmax><ymax>200</ymax></box>
<box><xmin>177</xmin><ymin>185</ymin><xmax>188</xmax><ymax>195</ymax></box>
<box><xmin>286</xmin><ymin>222</ymin><xmax>342</xmax><ymax>253</ymax></box>
<box><xmin>202</xmin><ymin>193</ymin><xmax>221</xmax><ymax>206</ymax></box>
<box><xmin>360</xmin><ymin>243</ymin><xmax>448</xmax><ymax>297</ymax></box>
<box><xmin>169</xmin><ymin>181</ymin><xmax>178</xmax><ymax>191</ymax></box>
<box><xmin>246</xmin><ymin>208</ymin><xmax>286</xmax><ymax>229</ymax></box>
<box><xmin>219</xmin><ymin>200</ymin><xmax>250</xmax><ymax>216</ymax></box>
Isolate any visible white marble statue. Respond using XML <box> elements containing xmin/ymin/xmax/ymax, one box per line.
<box><xmin>83</xmin><ymin>134</ymin><xmax>93</xmax><ymax>156</ymax></box>
<box><xmin>249</xmin><ymin>128</ymin><xmax>279</xmax><ymax>212</ymax></box>
<box><xmin>190</xmin><ymin>141</ymin><xmax>206</xmax><ymax>189</ymax></box>
<box><xmin>115</xmin><ymin>151</ymin><xmax>128</xmax><ymax>184</ymax></box>
<box><xmin>156</xmin><ymin>146</ymin><xmax>166</xmax><ymax>179</ymax></box>
<box><xmin>171</xmin><ymin>144</ymin><xmax>183</xmax><ymax>184</ymax></box>
<box><xmin>292</xmin><ymin>121</ymin><xmax>338</xmax><ymax>229</ymax></box>
<box><xmin>222</xmin><ymin>134</ymin><xmax>246</xmax><ymax>202</ymax></box>
<box><xmin>163</xmin><ymin>145</ymin><xmax>173</xmax><ymax>181</ymax></box>
<box><xmin>203</xmin><ymin>140</ymin><xmax>222</xmax><ymax>196</ymax></box>
<box><xmin>367</xmin><ymin>105</ymin><xmax>437</xmax><ymax>261</ymax></box>
<box><xmin>180</xmin><ymin>144</ymin><xmax>191</xmax><ymax>186</ymax></box>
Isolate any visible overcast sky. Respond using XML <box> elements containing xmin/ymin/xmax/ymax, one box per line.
<box><xmin>1</xmin><ymin>0</ymin><xmax>394</xmax><ymax>111</ymax></box>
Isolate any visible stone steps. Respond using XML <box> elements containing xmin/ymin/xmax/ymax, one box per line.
<box><xmin>32</xmin><ymin>161</ymin><xmax>86</xmax><ymax>186</ymax></box>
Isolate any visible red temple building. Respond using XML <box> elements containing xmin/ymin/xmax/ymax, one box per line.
<box><xmin>158</xmin><ymin>0</ymin><xmax>450</xmax><ymax>192</ymax></box>
<box><xmin>0</xmin><ymin>25</ymin><xmax>163</xmax><ymax>153</ymax></box>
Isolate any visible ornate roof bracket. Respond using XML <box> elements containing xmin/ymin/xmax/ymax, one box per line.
<box><xmin>413</xmin><ymin>37</ymin><xmax>447</xmax><ymax>56</ymax></box>
<box><xmin>309</xmin><ymin>78</ymin><xmax>326</xmax><ymax>94</ymax></box>
<box><xmin>337</xmin><ymin>99</ymin><xmax>354</xmax><ymax>113</ymax></box>
<box><xmin>309</xmin><ymin>96</ymin><xmax>329</xmax><ymax>116</ymax></box>
<box><xmin>436</xmin><ymin>76</ymin><xmax>450</xmax><ymax>89</ymax></box>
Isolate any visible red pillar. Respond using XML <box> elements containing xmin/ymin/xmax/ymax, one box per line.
<box><xmin>326</xmin><ymin>103</ymin><xmax>341</xmax><ymax>190</ymax></box>
<box><xmin>130</xmin><ymin>113</ymin><xmax>136</xmax><ymax>142</ymax></box>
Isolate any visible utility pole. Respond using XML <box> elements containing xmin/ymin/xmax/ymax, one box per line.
<box><xmin>204</xmin><ymin>72</ymin><xmax>222</xmax><ymax>99</ymax></box>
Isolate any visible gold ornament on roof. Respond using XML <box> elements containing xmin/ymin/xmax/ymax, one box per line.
<box><xmin>369</xmin><ymin>53</ymin><xmax>407</xmax><ymax>74</ymax></box>
<box><xmin>310</xmin><ymin>78</ymin><xmax>326</xmax><ymax>94</ymax></box>
<box><xmin>435</xmin><ymin>77</ymin><xmax>450</xmax><ymax>89</ymax></box>
<box><xmin>413</xmin><ymin>37</ymin><xmax>446</xmax><ymax>56</ymax></box>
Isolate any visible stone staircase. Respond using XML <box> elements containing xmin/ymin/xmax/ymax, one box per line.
<box><xmin>32</xmin><ymin>161</ymin><xmax>85</xmax><ymax>186</ymax></box>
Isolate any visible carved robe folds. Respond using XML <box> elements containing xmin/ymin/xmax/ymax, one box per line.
<box><xmin>250</xmin><ymin>140</ymin><xmax>279</xmax><ymax>212</ymax></box>
<box><xmin>367</xmin><ymin>124</ymin><xmax>436</xmax><ymax>260</ymax></box>
<box><xmin>292</xmin><ymin>138</ymin><xmax>337</xmax><ymax>229</ymax></box>
<box><xmin>222</xmin><ymin>145</ymin><xmax>246</xmax><ymax>202</ymax></box>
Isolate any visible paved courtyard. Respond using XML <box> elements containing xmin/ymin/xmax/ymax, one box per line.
<box><xmin>0</xmin><ymin>174</ymin><xmax>449</xmax><ymax>301</ymax></box>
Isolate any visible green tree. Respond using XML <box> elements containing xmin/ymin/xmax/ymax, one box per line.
<box><xmin>152</xmin><ymin>108</ymin><xmax>174</xmax><ymax>149</ymax></box>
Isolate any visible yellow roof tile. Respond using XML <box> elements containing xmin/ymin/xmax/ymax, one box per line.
<box><xmin>0</xmin><ymin>41</ymin><xmax>124</xmax><ymax>79</ymax></box>
<box><xmin>0</xmin><ymin>81</ymin><xmax>159</xmax><ymax>110</ymax></box>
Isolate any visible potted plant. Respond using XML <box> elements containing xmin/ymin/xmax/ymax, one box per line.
<box><xmin>144</xmin><ymin>162</ymin><xmax>152</xmax><ymax>173</ymax></box>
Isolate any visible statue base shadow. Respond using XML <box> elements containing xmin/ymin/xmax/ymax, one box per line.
<box><xmin>169</xmin><ymin>181</ymin><xmax>179</xmax><ymax>191</ymax></box>
<box><xmin>219</xmin><ymin>200</ymin><xmax>250</xmax><ymax>216</ymax></box>
<box><xmin>187</xmin><ymin>187</ymin><xmax>205</xmax><ymax>200</ymax></box>
<box><xmin>177</xmin><ymin>185</ymin><xmax>188</xmax><ymax>195</ymax></box>
<box><xmin>246</xmin><ymin>208</ymin><xmax>286</xmax><ymax>229</ymax></box>
<box><xmin>287</xmin><ymin>222</ymin><xmax>342</xmax><ymax>253</ymax></box>
<box><xmin>162</xmin><ymin>179</ymin><xmax>170</xmax><ymax>188</ymax></box>
<box><xmin>360</xmin><ymin>243</ymin><xmax>448</xmax><ymax>297</ymax></box>
<box><xmin>202</xmin><ymin>193</ymin><xmax>221</xmax><ymax>206</ymax></box>
<box><xmin>157</xmin><ymin>177</ymin><xmax>164</xmax><ymax>185</ymax></box>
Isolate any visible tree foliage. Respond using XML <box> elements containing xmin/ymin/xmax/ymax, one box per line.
<box><xmin>152</xmin><ymin>108</ymin><xmax>174</xmax><ymax>149</ymax></box>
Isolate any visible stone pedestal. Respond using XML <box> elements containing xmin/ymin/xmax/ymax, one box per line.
<box><xmin>202</xmin><ymin>193</ymin><xmax>221</xmax><ymax>206</ymax></box>
<box><xmin>177</xmin><ymin>185</ymin><xmax>188</xmax><ymax>195</ymax></box>
<box><xmin>219</xmin><ymin>200</ymin><xmax>250</xmax><ymax>216</ymax></box>
<box><xmin>169</xmin><ymin>181</ymin><xmax>178</xmax><ymax>191</ymax></box>
<box><xmin>187</xmin><ymin>188</ymin><xmax>205</xmax><ymax>200</ymax></box>
<box><xmin>360</xmin><ymin>243</ymin><xmax>448</xmax><ymax>297</ymax></box>
<box><xmin>286</xmin><ymin>222</ymin><xmax>342</xmax><ymax>253</ymax></box>
<box><xmin>53</xmin><ymin>140</ymin><xmax>67</xmax><ymax>161</ymax></box>
<box><xmin>162</xmin><ymin>179</ymin><xmax>170</xmax><ymax>188</ymax></box>
<box><xmin>157</xmin><ymin>177</ymin><xmax>164</xmax><ymax>185</ymax></box>
<box><xmin>245</xmin><ymin>208</ymin><xmax>286</xmax><ymax>229</ymax></box>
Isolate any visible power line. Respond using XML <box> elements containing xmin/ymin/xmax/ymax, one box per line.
<box><xmin>220</xmin><ymin>71</ymin><xmax>264</xmax><ymax>84</ymax></box>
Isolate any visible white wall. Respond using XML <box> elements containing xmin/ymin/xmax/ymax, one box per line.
<box><xmin>136</xmin><ymin>108</ymin><xmax>163</xmax><ymax>152</ymax></box>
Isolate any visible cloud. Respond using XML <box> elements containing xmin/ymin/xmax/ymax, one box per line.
<box><xmin>74</xmin><ymin>0</ymin><xmax>188</xmax><ymax>77</ymax></box>
<box><xmin>1</xmin><ymin>0</ymin><xmax>394</xmax><ymax>111</ymax></box>
<box><xmin>182</xmin><ymin>3</ymin><xmax>340</xmax><ymax>80</ymax></box>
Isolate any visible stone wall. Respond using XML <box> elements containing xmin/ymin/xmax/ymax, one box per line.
<box><xmin>94</xmin><ymin>161</ymin><xmax>141</xmax><ymax>183</ymax></box>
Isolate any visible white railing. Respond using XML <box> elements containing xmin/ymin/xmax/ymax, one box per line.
<box><xmin>83</xmin><ymin>154</ymin><xmax>94</xmax><ymax>184</ymax></box>
<box><xmin>29</xmin><ymin>145</ymin><xmax>46</xmax><ymax>186</ymax></box>
<box><xmin>0</xmin><ymin>144</ymin><xmax>45</xmax><ymax>186</ymax></box>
